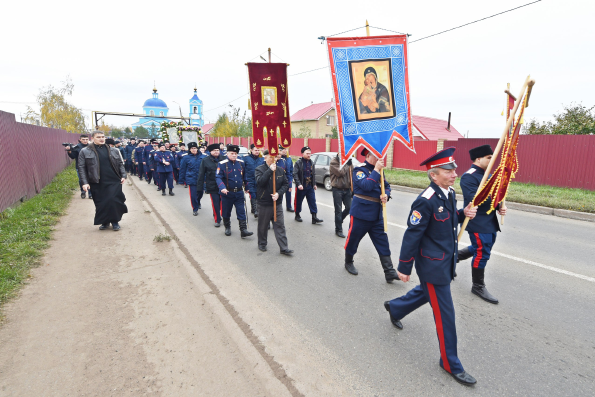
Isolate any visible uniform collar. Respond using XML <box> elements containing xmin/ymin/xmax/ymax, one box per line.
<box><xmin>471</xmin><ymin>164</ymin><xmax>485</xmax><ymax>174</ymax></box>
<box><xmin>430</xmin><ymin>182</ymin><xmax>452</xmax><ymax>201</ymax></box>
<box><xmin>363</xmin><ymin>161</ymin><xmax>374</xmax><ymax>171</ymax></box>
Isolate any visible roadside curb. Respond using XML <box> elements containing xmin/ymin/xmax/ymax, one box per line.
<box><xmin>390</xmin><ymin>184</ymin><xmax>595</xmax><ymax>223</ymax></box>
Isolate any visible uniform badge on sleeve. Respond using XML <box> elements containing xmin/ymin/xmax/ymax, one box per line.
<box><xmin>356</xmin><ymin>171</ymin><xmax>365</xmax><ymax>180</ymax></box>
<box><xmin>410</xmin><ymin>210</ymin><xmax>422</xmax><ymax>225</ymax></box>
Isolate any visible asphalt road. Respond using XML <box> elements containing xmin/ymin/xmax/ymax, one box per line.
<box><xmin>133</xmin><ymin>177</ymin><xmax>595</xmax><ymax>396</ymax></box>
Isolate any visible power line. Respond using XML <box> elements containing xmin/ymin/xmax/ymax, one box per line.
<box><xmin>410</xmin><ymin>0</ymin><xmax>542</xmax><ymax>43</ymax></box>
<box><xmin>289</xmin><ymin>66</ymin><xmax>329</xmax><ymax>77</ymax></box>
<box><xmin>203</xmin><ymin>92</ymin><xmax>249</xmax><ymax>114</ymax></box>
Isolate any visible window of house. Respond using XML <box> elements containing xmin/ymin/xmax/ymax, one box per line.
<box><xmin>150</xmin><ymin>110</ymin><xmax>155</xmax><ymax>116</ymax></box>
<box><xmin>326</xmin><ymin>116</ymin><xmax>335</xmax><ymax>126</ymax></box>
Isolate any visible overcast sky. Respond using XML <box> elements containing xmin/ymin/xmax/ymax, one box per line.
<box><xmin>1</xmin><ymin>0</ymin><xmax>593</xmax><ymax>138</ymax></box>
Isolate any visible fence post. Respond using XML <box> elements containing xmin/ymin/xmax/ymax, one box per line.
<box><xmin>437</xmin><ymin>139</ymin><xmax>445</xmax><ymax>151</ymax></box>
<box><xmin>304</xmin><ymin>137</ymin><xmax>309</xmax><ymax>148</ymax></box>
<box><xmin>386</xmin><ymin>138</ymin><xmax>394</xmax><ymax>170</ymax></box>
<box><xmin>326</xmin><ymin>136</ymin><xmax>331</xmax><ymax>152</ymax></box>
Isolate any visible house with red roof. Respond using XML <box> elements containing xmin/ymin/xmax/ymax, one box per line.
<box><xmin>290</xmin><ymin>102</ymin><xmax>336</xmax><ymax>138</ymax></box>
<box><xmin>290</xmin><ymin>102</ymin><xmax>463</xmax><ymax>141</ymax></box>
<box><xmin>201</xmin><ymin>123</ymin><xmax>215</xmax><ymax>135</ymax></box>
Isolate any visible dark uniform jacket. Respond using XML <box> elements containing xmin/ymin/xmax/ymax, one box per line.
<box><xmin>279</xmin><ymin>155</ymin><xmax>293</xmax><ymax>187</ymax></box>
<box><xmin>123</xmin><ymin>144</ymin><xmax>136</xmax><ymax>161</ymax></box>
<box><xmin>460</xmin><ymin>164</ymin><xmax>501</xmax><ymax>233</ymax></box>
<box><xmin>243</xmin><ymin>154</ymin><xmax>264</xmax><ymax>187</ymax></box>
<box><xmin>134</xmin><ymin>146</ymin><xmax>145</xmax><ymax>163</ymax></box>
<box><xmin>179</xmin><ymin>153</ymin><xmax>206</xmax><ymax>185</ymax></box>
<box><xmin>255</xmin><ymin>163</ymin><xmax>288</xmax><ymax>206</ymax></box>
<box><xmin>293</xmin><ymin>158</ymin><xmax>316</xmax><ymax>188</ymax></box>
<box><xmin>350</xmin><ymin>161</ymin><xmax>390</xmax><ymax>221</ymax></box>
<box><xmin>197</xmin><ymin>155</ymin><xmax>221</xmax><ymax>194</ymax></box>
<box><xmin>397</xmin><ymin>182</ymin><xmax>466</xmax><ymax>285</ymax></box>
<box><xmin>215</xmin><ymin>158</ymin><xmax>247</xmax><ymax>192</ymax></box>
<box><xmin>154</xmin><ymin>151</ymin><xmax>174</xmax><ymax>172</ymax></box>
<box><xmin>77</xmin><ymin>143</ymin><xmax>126</xmax><ymax>184</ymax></box>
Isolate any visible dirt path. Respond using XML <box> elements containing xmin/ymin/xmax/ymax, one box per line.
<box><xmin>0</xmin><ymin>182</ymin><xmax>291</xmax><ymax>396</ymax></box>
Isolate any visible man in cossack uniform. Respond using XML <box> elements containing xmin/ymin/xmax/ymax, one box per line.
<box><xmin>384</xmin><ymin>147</ymin><xmax>478</xmax><ymax>386</ymax></box>
<box><xmin>292</xmin><ymin>146</ymin><xmax>323</xmax><ymax>224</ymax></box>
<box><xmin>144</xmin><ymin>139</ymin><xmax>156</xmax><ymax>181</ymax></box>
<box><xmin>457</xmin><ymin>144</ymin><xmax>507</xmax><ymax>304</ymax></box>
<box><xmin>216</xmin><ymin>144</ymin><xmax>253</xmax><ymax>238</ymax></box>
<box><xmin>134</xmin><ymin>141</ymin><xmax>146</xmax><ymax>181</ymax></box>
<box><xmin>179</xmin><ymin>142</ymin><xmax>206</xmax><ymax>215</ymax></box>
<box><xmin>343</xmin><ymin>148</ymin><xmax>399</xmax><ymax>283</ymax></box>
<box><xmin>197</xmin><ymin>143</ymin><xmax>224</xmax><ymax>227</ymax></box>
<box><xmin>154</xmin><ymin>143</ymin><xmax>175</xmax><ymax>196</ymax></box>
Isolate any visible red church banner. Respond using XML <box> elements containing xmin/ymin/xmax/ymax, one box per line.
<box><xmin>247</xmin><ymin>63</ymin><xmax>291</xmax><ymax>156</ymax></box>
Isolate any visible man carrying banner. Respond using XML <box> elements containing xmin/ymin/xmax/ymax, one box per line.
<box><xmin>293</xmin><ymin>147</ymin><xmax>323</xmax><ymax>224</ymax></box>
<box><xmin>384</xmin><ymin>148</ymin><xmax>478</xmax><ymax>386</ymax></box>
<box><xmin>343</xmin><ymin>149</ymin><xmax>398</xmax><ymax>282</ymax></box>
<box><xmin>457</xmin><ymin>145</ymin><xmax>507</xmax><ymax>304</ymax></box>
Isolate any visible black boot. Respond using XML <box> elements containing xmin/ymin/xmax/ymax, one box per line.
<box><xmin>223</xmin><ymin>218</ymin><xmax>231</xmax><ymax>236</ymax></box>
<box><xmin>344</xmin><ymin>254</ymin><xmax>358</xmax><ymax>275</ymax></box>
<box><xmin>239</xmin><ymin>220</ymin><xmax>253</xmax><ymax>238</ymax></box>
<box><xmin>169</xmin><ymin>188</ymin><xmax>175</xmax><ymax>196</ymax></box>
<box><xmin>295</xmin><ymin>213</ymin><xmax>302</xmax><ymax>222</ymax></box>
<box><xmin>457</xmin><ymin>246</ymin><xmax>473</xmax><ymax>263</ymax></box>
<box><xmin>250</xmin><ymin>200</ymin><xmax>256</xmax><ymax>214</ymax></box>
<box><xmin>162</xmin><ymin>189</ymin><xmax>166</xmax><ymax>196</ymax></box>
<box><xmin>311</xmin><ymin>213</ymin><xmax>323</xmax><ymax>224</ymax></box>
<box><xmin>471</xmin><ymin>267</ymin><xmax>498</xmax><ymax>304</ymax></box>
<box><xmin>380</xmin><ymin>255</ymin><xmax>400</xmax><ymax>283</ymax></box>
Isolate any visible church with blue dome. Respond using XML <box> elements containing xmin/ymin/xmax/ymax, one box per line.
<box><xmin>132</xmin><ymin>86</ymin><xmax>204</xmax><ymax>132</ymax></box>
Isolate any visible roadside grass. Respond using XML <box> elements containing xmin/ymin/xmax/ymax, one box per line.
<box><xmin>0</xmin><ymin>164</ymin><xmax>79</xmax><ymax>310</ymax></box>
<box><xmin>153</xmin><ymin>233</ymin><xmax>178</xmax><ymax>242</ymax></box>
<box><xmin>383</xmin><ymin>168</ymin><xmax>595</xmax><ymax>213</ymax></box>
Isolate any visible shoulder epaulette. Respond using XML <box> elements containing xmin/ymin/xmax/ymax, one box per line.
<box><xmin>421</xmin><ymin>187</ymin><xmax>435</xmax><ymax>200</ymax></box>
<box><xmin>465</xmin><ymin>168</ymin><xmax>476</xmax><ymax>175</ymax></box>
<box><xmin>237</xmin><ymin>158</ymin><xmax>244</xmax><ymax>162</ymax></box>
<box><xmin>219</xmin><ymin>159</ymin><xmax>229</xmax><ymax>164</ymax></box>
<box><xmin>181</xmin><ymin>153</ymin><xmax>188</xmax><ymax>157</ymax></box>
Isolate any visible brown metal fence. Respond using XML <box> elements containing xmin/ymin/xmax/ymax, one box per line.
<box><xmin>0</xmin><ymin>110</ymin><xmax>80</xmax><ymax>213</ymax></box>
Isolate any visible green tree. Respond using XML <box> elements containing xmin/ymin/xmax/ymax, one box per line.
<box><xmin>148</xmin><ymin>123</ymin><xmax>160</xmax><ymax>138</ymax></box>
<box><xmin>292</xmin><ymin>120</ymin><xmax>312</xmax><ymax>138</ymax></box>
<box><xmin>331</xmin><ymin>126</ymin><xmax>338</xmax><ymax>139</ymax></box>
<box><xmin>134</xmin><ymin>126</ymin><xmax>149</xmax><ymax>138</ymax></box>
<box><xmin>212</xmin><ymin>107</ymin><xmax>252</xmax><ymax>137</ymax></box>
<box><xmin>523</xmin><ymin>103</ymin><xmax>595</xmax><ymax>135</ymax></box>
<box><xmin>23</xmin><ymin>76</ymin><xmax>87</xmax><ymax>133</ymax></box>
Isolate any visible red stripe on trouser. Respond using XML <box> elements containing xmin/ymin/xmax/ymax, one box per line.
<box><xmin>344</xmin><ymin>215</ymin><xmax>354</xmax><ymax>250</ymax></box>
<box><xmin>210</xmin><ymin>195</ymin><xmax>217</xmax><ymax>221</ymax></box>
<box><xmin>473</xmin><ymin>233</ymin><xmax>483</xmax><ymax>268</ymax></box>
<box><xmin>294</xmin><ymin>189</ymin><xmax>297</xmax><ymax>211</ymax></box>
<box><xmin>188</xmin><ymin>185</ymin><xmax>193</xmax><ymax>210</ymax></box>
<box><xmin>427</xmin><ymin>283</ymin><xmax>451</xmax><ymax>373</ymax></box>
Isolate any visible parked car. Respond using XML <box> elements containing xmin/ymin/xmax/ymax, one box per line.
<box><xmin>311</xmin><ymin>152</ymin><xmax>362</xmax><ymax>191</ymax></box>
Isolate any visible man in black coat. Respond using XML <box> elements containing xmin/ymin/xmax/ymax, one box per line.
<box><xmin>197</xmin><ymin>143</ymin><xmax>223</xmax><ymax>227</ymax></box>
<box><xmin>255</xmin><ymin>150</ymin><xmax>292</xmax><ymax>255</ymax></box>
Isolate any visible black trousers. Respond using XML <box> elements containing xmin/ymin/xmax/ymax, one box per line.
<box><xmin>332</xmin><ymin>188</ymin><xmax>352</xmax><ymax>231</ymax></box>
<box><xmin>257</xmin><ymin>204</ymin><xmax>288</xmax><ymax>250</ymax></box>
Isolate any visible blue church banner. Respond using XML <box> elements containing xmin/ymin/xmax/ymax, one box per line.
<box><xmin>326</xmin><ymin>35</ymin><xmax>415</xmax><ymax>165</ymax></box>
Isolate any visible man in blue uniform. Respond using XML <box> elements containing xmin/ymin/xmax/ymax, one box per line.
<box><xmin>175</xmin><ymin>143</ymin><xmax>187</xmax><ymax>184</ymax></box>
<box><xmin>169</xmin><ymin>145</ymin><xmax>179</xmax><ymax>184</ymax></box>
<box><xmin>385</xmin><ymin>147</ymin><xmax>478</xmax><ymax>386</ymax></box>
<box><xmin>179</xmin><ymin>142</ymin><xmax>205</xmax><ymax>215</ymax></box>
<box><xmin>134</xmin><ymin>141</ymin><xmax>146</xmax><ymax>181</ymax></box>
<box><xmin>343</xmin><ymin>148</ymin><xmax>398</xmax><ymax>282</ymax></box>
<box><xmin>124</xmin><ymin>138</ymin><xmax>136</xmax><ymax>175</ymax></box>
<box><xmin>458</xmin><ymin>144</ymin><xmax>507</xmax><ymax>304</ymax></box>
<box><xmin>147</xmin><ymin>142</ymin><xmax>159</xmax><ymax>188</ymax></box>
<box><xmin>198</xmin><ymin>143</ymin><xmax>224</xmax><ymax>227</ymax></box>
<box><xmin>292</xmin><ymin>147</ymin><xmax>323</xmax><ymax>224</ymax></box>
<box><xmin>243</xmin><ymin>144</ymin><xmax>264</xmax><ymax>217</ymax></box>
<box><xmin>216</xmin><ymin>144</ymin><xmax>253</xmax><ymax>238</ymax></box>
<box><xmin>154</xmin><ymin>143</ymin><xmax>175</xmax><ymax>196</ymax></box>
<box><xmin>278</xmin><ymin>146</ymin><xmax>294</xmax><ymax>212</ymax></box>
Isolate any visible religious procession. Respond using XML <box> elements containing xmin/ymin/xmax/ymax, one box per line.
<box><xmin>2</xmin><ymin>2</ymin><xmax>595</xmax><ymax>396</ymax></box>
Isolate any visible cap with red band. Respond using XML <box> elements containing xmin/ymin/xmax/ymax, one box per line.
<box><xmin>419</xmin><ymin>147</ymin><xmax>457</xmax><ymax>170</ymax></box>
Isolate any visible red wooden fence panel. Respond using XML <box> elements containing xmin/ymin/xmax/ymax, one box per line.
<box><xmin>308</xmin><ymin>138</ymin><xmax>326</xmax><ymax>154</ymax></box>
<box><xmin>393</xmin><ymin>140</ymin><xmax>437</xmax><ymax>171</ymax></box>
<box><xmin>0</xmin><ymin>110</ymin><xmax>77</xmax><ymax>213</ymax></box>
<box><xmin>330</xmin><ymin>138</ymin><xmax>339</xmax><ymax>152</ymax></box>
<box><xmin>443</xmin><ymin>138</ymin><xmax>498</xmax><ymax>175</ymax></box>
<box><xmin>289</xmin><ymin>138</ymin><xmax>304</xmax><ymax>156</ymax></box>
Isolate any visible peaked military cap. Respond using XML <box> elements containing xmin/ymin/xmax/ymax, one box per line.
<box><xmin>420</xmin><ymin>147</ymin><xmax>457</xmax><ymax>170</ymax></box>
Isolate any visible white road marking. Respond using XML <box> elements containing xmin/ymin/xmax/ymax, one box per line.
<box><xmin>317</xmin><ymin>202</ymin><xmax>595</xmax><ymax>283</ymax></box>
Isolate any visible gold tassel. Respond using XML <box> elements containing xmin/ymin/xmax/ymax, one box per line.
<box><xmin>248</xmin><ymin>99</ymin><xmax>251</xmax><ymax>110</ymax></box>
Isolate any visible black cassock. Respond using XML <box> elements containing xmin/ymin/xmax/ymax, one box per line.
<box><xmin>90</xmin><ymin>145</ymin><xmax>128</xmax><ymax>225</ymax></box>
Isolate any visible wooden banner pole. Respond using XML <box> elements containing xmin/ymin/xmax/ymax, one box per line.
<box><xmin>458</xmin><ymin>76</ymin><xmax>534</xmax><ymax>242</ymax></box>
